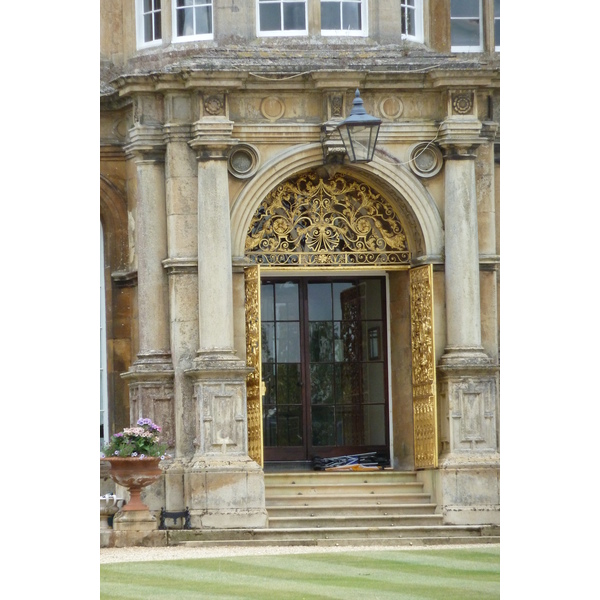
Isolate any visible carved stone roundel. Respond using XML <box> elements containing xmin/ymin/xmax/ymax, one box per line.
<box><xmin>452</xmin><ymin>93</ymin><xmax>473</xmax><ymax>115</ymax></box>
<box><xmin>408</xmin><ymin>143</ymin><xmax>443</xmax><ymax>178</ymax></box>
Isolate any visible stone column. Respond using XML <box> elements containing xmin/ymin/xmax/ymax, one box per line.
<box><xmin>122</xmin><ymin>125</ymin><xmax>174</xmax><ymax>433</ymax></box>
<box><xmin>161</xmin><ymin>92</ymin><xmax>201</xmax><ymax>513</ymax></box>
<box><xmin>184</xmin><ymin>101</ymin><xmax>267</xmax><ymax>529</ymax></box>
<box><xmin>436</xmin><ymin>92</ymin><xmax>499</xmax><ymax>527</ymax></box>
<box><xmin>119</xmin><ymin>124</ymin><xmax>175</xmax><ymax>530</ymax></box>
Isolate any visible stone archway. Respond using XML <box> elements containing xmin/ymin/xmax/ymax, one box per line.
<box><xmin>239</xmin><ymin>162</ymin><xmax>440</xmax><ymax>469</ymax></box>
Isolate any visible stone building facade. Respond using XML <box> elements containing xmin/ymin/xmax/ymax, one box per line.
<box><xmin>100</xmin><ymin>0</ymin><xmax>500</xmax><ymax>532</ymax></box>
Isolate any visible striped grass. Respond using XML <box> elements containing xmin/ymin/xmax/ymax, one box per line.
<box><xmin>100</xmin><ymin>546</ymin><xmax>499</xmax><ymax>600</ymax></box>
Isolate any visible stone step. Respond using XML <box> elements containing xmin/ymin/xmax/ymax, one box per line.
<box><xmin>171</xmin><ymin>535</ymin><xmax>500</xmax><ymax>549</ymax></box>
<box><xmin>264</xmin><ymin>471</ymin><xmax>418</xmax><ymax>485</ymax></box>
<box><xmin>267</xmin><ymin>514</ymin><xmax>444</xmax><ymax>528</ymax></box>
<box><xmin>265</xmin><ymin>482</ymin><xmax>425</xmax><ymax>497</ymax></box>
<box><xmin>266</xmin><ymin>492</ymin><xmax>432</xmax><ymax>506</ymax></box>
<box><xmin>169</xmin><ymin>524</ymin><xmax>493</xmax><ymax>544</ymax></box>
<box><xmin>266</xmin><ymin>503</ymin><xmax>438</xmax><ymax>518</ymax></box>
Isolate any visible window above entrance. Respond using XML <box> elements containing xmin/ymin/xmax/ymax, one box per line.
<box><xmin>245</xmin><ymin>172</ymin><xmax>410</xmax><ymax>267</ymax></box>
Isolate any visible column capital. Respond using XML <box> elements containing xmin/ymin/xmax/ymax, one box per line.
<box><xmin>124</xmin><ymin>125</ymin><xmax>166</xmax><ymax>160</ymax></box>
<box><xmin>188</xmin><ymin>118</ymin><xmax>238</xmax><ymax>160</ymax></box>
<box><xmin>438</xmin><ymin>116</ymin><xmax>483</xmax><ymax>159</ymax></box>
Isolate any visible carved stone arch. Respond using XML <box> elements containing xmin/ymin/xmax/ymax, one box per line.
<box><xmin>230</xmin><ymin>143</ymin><xmax>443</xmax><ymax>262</ymax></box>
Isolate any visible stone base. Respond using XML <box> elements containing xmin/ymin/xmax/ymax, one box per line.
<box><xmin>112</xmin><ymin>509</ymin><xmax>158</xmax><ymax>532</ymax></box>
<box><xmin>184</xmin><ymin>457</ymin><xmax>268</xmax><ymax>529</ymax></box>
<box><xmin>101</xmin><ymin>529</ymin><xmax>168</xmax><ymax>548</ymax></box>
<box><xmin>437</xmin><ymin>454</ymin><xmax>500</xmax><ymax>526</ymax></box>
<box><xmin>189</xmin><ymin>509</ymin><xmax>269</xmax><ymax>529</ymax></box>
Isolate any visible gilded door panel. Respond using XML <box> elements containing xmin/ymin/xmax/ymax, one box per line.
<box><xmin>245</xmin><ymin>265</ymin><xmax>263</xmax><ymax>466</ymax></box>
<box><xmin>409</xmin><ymin>264</ymin><xmax>438</xmax><ymax>469</ymax></box>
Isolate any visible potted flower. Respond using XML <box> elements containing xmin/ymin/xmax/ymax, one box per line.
<box><xmin>101</xmin><ymin>418</ymin><xmax>168</xmax><ymax>512</ymax></box>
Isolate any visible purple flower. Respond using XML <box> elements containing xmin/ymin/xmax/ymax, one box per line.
<box><xmin>131</xmin><ymin>452</ymin><xmax>138</xmax><ymax>457</ymax></box>
<box><xmin>114</xmin><ymin>450</ymin><xmax>120</xmax><ymax>456</ymax></box>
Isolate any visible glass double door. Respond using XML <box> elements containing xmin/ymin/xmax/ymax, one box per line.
<box><xmin>261</xmin><ymin>276</ymin><xmax>389</xmax><ymax>462</ymax></box>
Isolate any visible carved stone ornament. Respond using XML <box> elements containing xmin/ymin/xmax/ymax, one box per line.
<box><xmin>330</xmin><ymin>94</ymin><xmax>343</xmax><ymax>118</ymax></box>
<box><xmin>408</xmin><ymin>142</ymin><xmax>444</xmax><ymax>178</ymax></box>
<box><xmin>227</xmin><ymin>144</ymin><xmax>260</xmax><ymax>179</ymax></box>
<box><xmin>245</xmin><ymin>171</ymin><xmax>410</xmax><ymax>266</ymax></box>
<box><xmin>380</xmin><ymin>96</ymin><xmax>404</xmax><ymax>120</ymax></box>
<box><xmin>260</xmin><ymin>96</ymin><xmax>285</xmax><ymax>121</ymax></box>
<box><xmin>204</xmin><ymin>95</ymin><xmax>224</xmax><ymax>116</ymax></box>
<box><xmin>452</xmin><ymin>92</ymin><xmax>474</xmax><ymax>115</ymax></box>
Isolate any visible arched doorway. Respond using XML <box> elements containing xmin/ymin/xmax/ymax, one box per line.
<box><xmin>243</xmin><ymin>170</ymin><xmax>438</xmax><ymax>468</ymax></box>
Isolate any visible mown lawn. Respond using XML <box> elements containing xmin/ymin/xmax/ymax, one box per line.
<box><xmin>100</xmin><ymin>546</ymin><xmax>500</xmax><ymax>600</ymax></box>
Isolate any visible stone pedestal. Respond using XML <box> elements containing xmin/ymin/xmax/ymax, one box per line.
<box><xmin>112</xmin><ymin>508</ymin><xmax>158</xmax><ymax>532</ymax></box>
<box><xmin>184</xmin><ymin>360</ymin><xmax>268</xmax><ymax>528</ymax></box>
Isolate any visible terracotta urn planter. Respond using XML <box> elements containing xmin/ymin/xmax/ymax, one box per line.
<box><xmin>101</xmin><ymin>457</ymin><xmax>162</xmax><ymax>512</ymax></box>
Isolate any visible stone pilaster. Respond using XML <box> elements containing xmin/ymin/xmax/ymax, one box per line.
<box><xmin>436</xmin><ymin>98</ymin><xmax>499</xmax><ymax>525</ymax></box>
<box><xmin>161</xmin><ymin>96</ymin><xmax>201</xmax><ymax>511</ymax></box>
<box><xmin>184</xmin><ymin>107</ymin><xmax>267</xmax><ymax>529</ymax></box>
<box><xmin>122</xmin><ymin>125</ymin><xmax>175</xmax><ymax>447</ymax></box>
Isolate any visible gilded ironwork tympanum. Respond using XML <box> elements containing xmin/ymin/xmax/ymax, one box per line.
<box><xmin>245</xmin><ymin>172</ymin><xmax>410</xmax><ymax>266</ymax></box>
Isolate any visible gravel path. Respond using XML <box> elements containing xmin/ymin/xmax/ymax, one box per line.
<box><xmin>100</xmin><ymin>543</ymin><xmax>498</xmax><ymax>564</ymax></box>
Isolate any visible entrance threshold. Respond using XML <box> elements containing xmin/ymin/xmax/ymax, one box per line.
<box><xmin>264</xmin><ymin>461</ymin><xmax>313</xmax><ymax>473</ymax></box>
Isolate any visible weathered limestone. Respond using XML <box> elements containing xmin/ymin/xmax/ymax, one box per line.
<box><xmin>122</xmin><ymin>124</ymin><xmax>175</xmax><ymax>446</ymax></box>
<box><xmin>436</xmin><ymin>107</ymin><xmax>499</xmax><ymax>525</ymax></box>
<box><xmin>161</xmin><ymin>94</ymin><xmax>201</xmax><ymax>511</ymax></box>
<box><xmin>184</xmin><ymin>111</ymin><xmax>268</xmax><ymax>529</ymax></box>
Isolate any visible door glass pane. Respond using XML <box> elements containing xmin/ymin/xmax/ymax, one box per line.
<box><xmin>333</xmin><ymin>282</ymin><xmax>353</xmax><ymax>319</ymax></box>
<box><xmin>276</xmin><ymin>363</ymin><xmax>302</xmax><ymax>405</ymax></box>
<box><xmin>309</xmin><ymin>321</ymin><xmax>333</xmax><ymax>362</ymax></box>
<box><xmin>312</xmin><ymin>405</ymin><xmax>335</xmax><ymax>446</ymax></box>
<box><xmin>276</xmin><ymin>322</ymin><xmax>300</xmax><ymax>363</ymax></box>
<box><xmin>261</xmin><ymin>322</ymin><xmax>275</xmax><ymax>362</ymax></box>
<box><xmin>308</xmin><ymin>283</ymin><xmax>332</xmax><ymax>320</ymax></box>
<box><xmin>310</xmin><ymin>363</ymin><xmax>334</xmax><ymax>404</ymax></box>
<box><xmin>261</xmin><ymin>283</ymin><xmax>274</xmax><ymax>321</ymax></box>
<box><xmin>275</xmin><ymin>282</ymin><xmax>299</xmax><ymax>319</ymax></box>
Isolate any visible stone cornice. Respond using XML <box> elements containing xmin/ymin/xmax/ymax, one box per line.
<box><xmin>109</xmin><ymin>65</ymin><xmax>499</xmax><ymax>97</ymax></box>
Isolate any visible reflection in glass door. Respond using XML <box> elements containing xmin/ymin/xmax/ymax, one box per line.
<box><xmin>261</xmin><ymin>277</ymin><xmax>389</xmax><ymax>462</ymax></box>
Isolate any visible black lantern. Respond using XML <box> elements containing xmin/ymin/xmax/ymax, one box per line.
<box><xmin>337</xmin><ymin>89</ymin><xmax>382</xmax><ymax>163</ymax></box>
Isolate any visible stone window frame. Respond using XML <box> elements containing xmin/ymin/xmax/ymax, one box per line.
<box><xmin>400</xmin><ymin>0</ymin><xmax>424</xmax><ymax>43</ymax></box>
<box><xmin>135</xmin><ymin>0</ymin><xmax>163</xmax><ymax>50</ymax></box>
<box><xmin>320</xmin><ymin>0</ymin><xmax>368</xmax><ymax>37</ymax></box>
<box><xmin>256</xmin><ymin>0</ymin><xmax>309</xmax><ymax>37</ymax></box>
<box><xmin>172</xmin><ymin>0</ymin><xmax>214</xmax><ymax>43</ymax></box>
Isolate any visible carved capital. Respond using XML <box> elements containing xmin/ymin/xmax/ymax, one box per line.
<box><xmin>188</xmin><ymin>118</ymin><xmax>237</xmax><ymax>161</ymax></box>
<box><xmin>124</xmin><ymin>125</ymin><xmax>166</xmax><ymax>161</ymax></box>
<box><xmin>438</xmin><ymin>117</ymin><xmax>483</xmax><ymax>158</ymax></box>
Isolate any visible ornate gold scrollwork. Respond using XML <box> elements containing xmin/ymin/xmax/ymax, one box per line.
<box><xmin>410</xmin><ymin>264</ymin><xmax>438</xmax><ymax>469</ymax></box>
<box><xmin>245</xmin><ymin>172</ymin><xmax>410</xmax><ymax>266</ymax></box>
<box><xmin>244</xmin><ymin>265</ymin><xmax>263</xmax><ymax>467</ymax></box>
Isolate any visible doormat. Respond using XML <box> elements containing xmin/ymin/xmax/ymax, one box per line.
<box><xmin>312</xmin><ymin>452</ymin><xmax>390</xmax><ymax>471</ymax></box>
